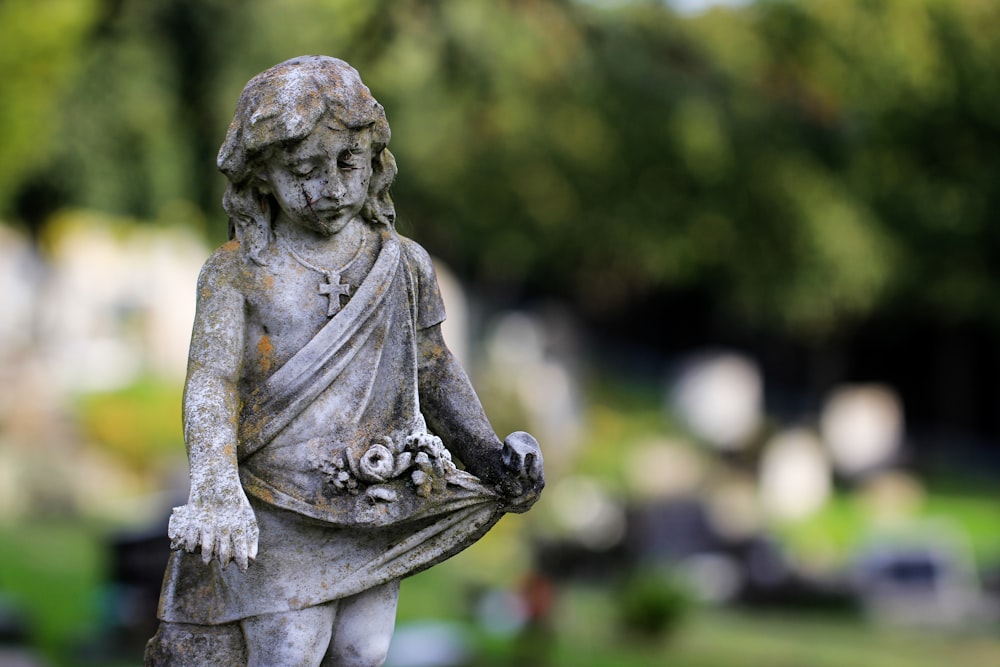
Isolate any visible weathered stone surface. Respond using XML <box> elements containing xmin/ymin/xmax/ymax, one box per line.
<box><xmin>146</xmin><ymin>56</ymin><xmax>544</xmax><ymax>666</ymax></box>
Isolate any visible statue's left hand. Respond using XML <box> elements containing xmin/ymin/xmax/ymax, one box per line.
<box><xmin>497</xmin><ymin>431</ymin><xmax>545</xmax><ymax>513</ymax></box>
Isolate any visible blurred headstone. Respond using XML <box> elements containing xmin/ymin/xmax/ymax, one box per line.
<box><xmin>384</xmin><ymin>622</ymin><xmax>472</xmax><ymax>667</ymax></box>
<box><xmin>474</xmin><ymin>587</ymin><xmax>529</xmax><ymax>638</ymax></box>
<box><xmin>0</xmin><ymin>226</ymin><xmax>37</xmax><ymax>357</ymax></box>
<box><xmin>678</xmin><ymin>553</ymin><xmax>743</xmax><ymax>603</ymax></box>
<box><xmin>625</xmin><ymin>437</ymin><xmax>706</xmax><ymax>501</ymax></box>
<box><xmin>482</xmin><ymin>309</ymin><xmax>584</xmax><ymax>470</ymax></box>
<box><xmin>0</xmin><ymin>650</ymin><xmax>47</xmax><ymax>667</ymax></box>
<box><xmin>624</xmin><ymin>497</ymin><xmax>722</xmax><ymax>562</ymax></box>
<box><xmin>705</xmin><ymin>472</ymin><xmax>762</xmax><ymax>540</ymax></box>
<box><xmin>758</xmin><ymin>428</ymin><xmax>831</xmax><ymax>521</ymax></box>
<box><xmin>548</xmin><ymin>476</ymin><xmax>626</xmax><ymax>551</ymax></box>
<box><xmin>669</xmin><ymin>351</ymin><xmax>763</xmax><ymax>451</ymax></box>
<box><xmin>39</xmin><ymin>212</ymin><xmax>205</xmax><ymax>392</ymax></box>
<box><xmin>432</xmin><ymin>259</ymin><xmax>470</xmax><ymax>369</ymax></box>
<box><xmin>851</xmin><ymin>520</ymin><xmax>995</xmax><ymax>627</ymax></box>
<box><xmin>820</xmin><ymin>384</ymin><xmax>903</xmax><ymax>478</ymax></box>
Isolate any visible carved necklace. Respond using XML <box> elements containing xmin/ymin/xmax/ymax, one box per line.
<box><xmin>282</xmin><ymin>235</ymin><xmax>367</xmax><ymax>317</ymax></box>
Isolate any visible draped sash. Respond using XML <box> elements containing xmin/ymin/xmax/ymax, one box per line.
<box><xmin>158</xmin><ymin>234</ymin><xmax>508</xmax><ymax>625</ymax></box>
<box><xmin>237</xmin><ymin>236</ymin><xmax>403</xmax><ymax>461</ymax></box>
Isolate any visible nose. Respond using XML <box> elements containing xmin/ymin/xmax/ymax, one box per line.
<box><xmin>323</xmin><ymin>170</ymin><xmax>346</xmax><ymax>203</ymax></box>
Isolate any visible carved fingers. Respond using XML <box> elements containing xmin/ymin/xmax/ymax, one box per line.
<box><xmin>505</xmin><ymin>431</ymin><xmax>545</xmax><ymax>484</ymax></box>
<box><xmin>233</xmin><ymin>513</ymin><xmax>261</xmax><ymax>571</ymax></box>
<box><xmin>167</xmin><ymin>495</ymin><xmax>260</xmax><ymax>572</ymax></box>
<box><xmin>212</xmin><ymin>501</ymin><xmax>259</xmax><ymax>571</ymax></box>
<box><xmin>168</xmin><ymin>504</ymin><xmax>200</xmax><ymax>552</ymax></box>
<box><xmin>499</xmin><ymin>431</ymin><xmax>546</xmax><ymax>512</ymax></box>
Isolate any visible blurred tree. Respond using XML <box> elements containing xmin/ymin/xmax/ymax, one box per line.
<box><xmin>49</xmin><ymin>0</ymin><xmax>241</xmax><ymax>224</ymax></box>
<box><xmin>0</xmin><ymin>0</ymin><xmax>98</xmax><ymax>238</ymax></box>
<box><xmin>678</xmin><ymin>0</ymin><xmax>1000</xmax><ymax>335</ymax></box>
<box><xmin>4</xmin><ymin>0</ymin><xmax>1000</xmax><ymax>340</ymax></box>
<box><xmin>354</xmin><ymin>0</ymin><xmax>716</xmax><ymax>313</ymax></box>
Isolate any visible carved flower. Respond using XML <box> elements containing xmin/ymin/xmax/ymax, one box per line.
<box><xmin>309</xmin><ymin>445</ymin><xmax>361</xmax><ymax>494</ymax></box>
<box><xmin>357</xmin><ymin>443</ymin><xmax>395</xmax><ymax>483</ymax></box>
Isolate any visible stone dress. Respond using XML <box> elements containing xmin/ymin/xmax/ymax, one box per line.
<box><xmin>156</xmin><ymin>231</ymin><xmax>504</xmax><ymax>626</ymax></box>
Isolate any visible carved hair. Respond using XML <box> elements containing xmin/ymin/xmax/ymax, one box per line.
<box><xmin>217</xmin><ymin>56</ymin><xmax>397</xmax><ymax>263</ymax></box>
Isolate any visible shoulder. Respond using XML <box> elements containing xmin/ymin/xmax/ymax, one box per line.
<box><xmin>396</xmin><ymin>234</ymin><xmax>437</xmax><ymax>279</ymax></box>
<box><xmin>196</xmin><ymin>240</ymin><xmax>247</xmax><ymax>294</ymax></box>
<box><xmin>392</xmin><ymin>232</ymin><xmax>446</xmax><ymax>327</ymax></box>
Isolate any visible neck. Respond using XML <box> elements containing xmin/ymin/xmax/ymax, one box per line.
<box><xmin>274</xmin><ymin>215</ymin><xmax>367</xmax><ymax>263</ymax></box>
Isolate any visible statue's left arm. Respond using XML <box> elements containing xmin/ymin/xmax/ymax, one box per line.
<box><xmin>418</xmin><ymin>324</ymin><xmax>544</xmax><ymax>512</ymax></box>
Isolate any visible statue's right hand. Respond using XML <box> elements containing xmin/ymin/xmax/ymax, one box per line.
<box><xmin>168</xmin><ymin>489</ymin><xmax>259</xmax><ymax>572</ymax></box>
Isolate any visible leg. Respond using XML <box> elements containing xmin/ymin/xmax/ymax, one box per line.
<box><xmin>145</xmin><ymin>621</ymin><xmax>246</xmax><ymax>666</ymax></box>
<box><xmin>242</xmin><ymin>602</ymin><xmax>337</xmax><ymax>667</ymax></box>
<box><xmin>323</xmin><ymin>580</ymin><xmax>400</xmax><ymax>667</ymax></box>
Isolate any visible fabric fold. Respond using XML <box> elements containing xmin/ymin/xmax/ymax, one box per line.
<box><xmin>158</xmin><ymin>231</ymin><xmax>509</xmax><ymax>626</ymax></box>
<box><xmin>237</xmin><ymin>236</ymin><xmax>402</xmax><ymax>460</ymax></box>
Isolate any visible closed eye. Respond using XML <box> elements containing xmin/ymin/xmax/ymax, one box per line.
<box><xmin>337</xmin><ymin>149</ymin><xmax>364</xmax><ymax>170</ymax></box>
<box><xmin>290</xmin><ymin>163</ymin><xmax>317</xmax><ymax>177</ymax></box>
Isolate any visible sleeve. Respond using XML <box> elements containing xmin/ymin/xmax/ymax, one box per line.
<box><xmin>400</xmin><ymin>236</ymin><xmax>447</xmax><ymax>331</ymax></box>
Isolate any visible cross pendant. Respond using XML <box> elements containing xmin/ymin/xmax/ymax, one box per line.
<box><xmin>318</xmin><ymin>272</ymin><xmax>352</xmax><ymax>317</ymax></box>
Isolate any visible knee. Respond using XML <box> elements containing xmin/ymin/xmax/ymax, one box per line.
<box><xmin>324</xmin><ymin>634</ymin><xmax>392</xmax><ymax>667</ymax></box>
<box><xmin>325</xmin><ymin>581</ymin><xmax>398</xmax><ymax>667</ymax></box>
<box><xmin>244</xmin><ymin>623</ymin><xmax>332</xmax><ymax>667</ymax></box>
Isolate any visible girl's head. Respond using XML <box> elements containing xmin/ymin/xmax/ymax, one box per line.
<box><xmin>218</xmin><ymin>56</ymin><xmax>397</xmax><ymax>261</ymax></box>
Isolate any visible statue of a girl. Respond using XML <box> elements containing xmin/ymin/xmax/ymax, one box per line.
<box><xmin>145</xmin><ymin>55</ymin><xmax>543</xmax><ymax>667</ymax></box>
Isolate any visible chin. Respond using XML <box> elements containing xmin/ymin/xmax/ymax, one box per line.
<box><xmin>307</xmin><ymin>215</ymin><xmax>353</xmax><ymax>236</ymax></box>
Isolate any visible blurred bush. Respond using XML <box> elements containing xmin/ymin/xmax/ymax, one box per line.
<box><xmin>3</xmin><ymin>0</ymin><xmax>1000</xmax><ymax>341</ymax></box>
<box><xmin>617</xmin><ymin>565</ymin><xmax>690</xmax><ymax>640</ymax></box>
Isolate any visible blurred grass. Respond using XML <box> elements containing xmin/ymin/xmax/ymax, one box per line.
<box><xmin>6</xmin><ymin>373</ymin><xmax>1000</xmax><ymax>665</ymax></box>
<box><xmin>0</xmin><ymin>520</ymin><xmax>104</xmax><ymax>663</ymax></box>
<box><xmin>775</xmin><ymin>484</ymin><xmax>1000</xmax><ymax>570</ymax></box>
<box><xmin>668</xmin><ymin>607</ymin><xmax>1000</xmax><ymax>667</ymax></box>
<box><xmin>2</xmin><ymin>520</ymin><xmax>1000</xmax><ymax>666</ymax></box>
<box><xmin>400</xmin><ymin>563</ymin><xmax>1000</xmax><ymax>667</ymax></box>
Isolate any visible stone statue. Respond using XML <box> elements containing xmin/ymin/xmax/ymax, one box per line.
<box><xmin>145</xmin><ymin>56</ymin><xmax>544</xmax><ymax>667</ymax></box>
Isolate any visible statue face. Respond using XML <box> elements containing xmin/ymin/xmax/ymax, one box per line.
<box><xmin>261</xmin><ymin>123</ymin><xmax>373</xmax><ymax>236</ymax></box>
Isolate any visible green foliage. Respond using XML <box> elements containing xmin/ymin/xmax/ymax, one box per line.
<box><xmin>616</xmin><ymin>566</ymin><xmax>690</xmax><ymax>639</ymax></box>
<box><xmin>688</xmin><ymin>0</ymin><xmax>1000</xmax><ymax>334</ymax></box>
<box><xmin>0</xmin><ymin>521</ymin><xmax>104</xmax><ymax>663</ymax></box>
<box><xmin>0</xmin><ymin>0</ymin><xmax>98</xmax><ymax>215</ymax></box>
<box><xmin>6</xmin><ymin>0</ymin><xmax>1000</xmax><ymax>338</ymax></box>
<box><xmin>73</xmin><ymin>377</ymin><xmax>184</xmax><ymax>473</ymax></box>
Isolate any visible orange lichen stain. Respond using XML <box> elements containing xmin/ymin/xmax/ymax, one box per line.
<box><xmin>256</xmin><ymin>487</ymin><xmax>274</xmax><ymax>504</ymax></box>
<box><xmin>257</xmin><ymin>335</ymin><xmax>275</xmax><ymax>374</ymax></box>
<box><xmin>223</xmin><ymin>443</ymin><xmax>235</xmax><ymax>459</ymax></box>
<box><xmin>262</xmin><ymin>274</ymin><xmax>275</xmax><ymax>290</ymax></box>
<box><xmin>223</xmin><ymin>239</ymin><xmax>240</xmax><ymax>252</ymax></box>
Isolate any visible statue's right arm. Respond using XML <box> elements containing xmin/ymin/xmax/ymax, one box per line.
<box><xmin>168</xmin><ymin>245</ymin><xmax>259</xmax><ymax>572</ymax></box>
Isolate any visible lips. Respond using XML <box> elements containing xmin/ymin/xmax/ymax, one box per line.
<box><xmin>310</xmin><ymin>203</ymin><xmax>345</xmax><ymax>215</ymax></box>
<box><xmin>303</xmin><ymin>194</ymin><xmax>340</xmax><ymax>210</ymax></box>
